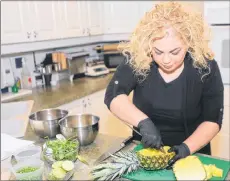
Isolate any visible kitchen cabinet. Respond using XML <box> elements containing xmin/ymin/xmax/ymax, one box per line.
<box><xmin>138</xmin><ymin>1</ymin><xmax>157</xmax><ymax>19</ymax></box>
<box><xmin>103</xmin><ymin>1</ymin><xmax>159</xmax><ymax>35</ymax></box>
<box><xmin>1</xmin><ymin>1</ymin><xmax>31</xmax><ymax>44</ymax></box>
<box><xmin>58</xmin><ymin>1</ymin><xmax>85</xmax><ymax>38</ymax></box>
<box><xmin>2</xmin><ymin>1</ymin><xmax>205</xmax><ymax>45</ymax></box>
<box><xmin>1</xmin><ymin>1</ymin><xmax>103</xmax><ymax>44</ymax></box>
<box><xmin>103</xmin><ymin>1</ymin><xmax>140</xmax><ymax>34</ymax></box>
<box><xmin>31</xmin><ymin>1</ymin><xmax>60</xmax><ymax>41</ymax></box>
<box><xmin>1</xmin><ymin>1</ymin><xmax>60</xmax><ymax>44</ymax></box>
<box><xmin>56</xmin><ymin>1</ymin><xmax>103</xmax><ymax>38</ymax></box>
<box><xmin>84</xmin><ymin>1</ymin><xmax>103</xmax><ymax>36</ymax></box>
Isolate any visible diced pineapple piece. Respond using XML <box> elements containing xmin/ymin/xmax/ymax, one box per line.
<box><xmin>203</xmin><ymin>164</ymin><xmax>223</xmax><ymax>180</ymax></box>
<box><xmin>204</xmin><ymin>165</ymin><xmax>212</xmax><ymax>180</ymax></box>
<box><xmin>210</xmin><ymin>164</ymin><xmax>223</xmax><ymax>178</ymax></box>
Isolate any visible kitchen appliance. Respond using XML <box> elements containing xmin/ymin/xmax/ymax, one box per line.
<box><xmin>59</xmin><ymin>114</ymin><xmax>100</xmax><ymax>146</ymax></box>
<box><xmin>53</xmin><ymin>62</ymin><xmax>62</xmax><ymax>72</ymax></box>
<box><xmin>94</xmin><ymin>43</ymin><xmax>126</xmax><ymax>71</ymax></box>
<box><xmin>32</xmin><ymin>72</ymin><xmax>44</xmax><ymax>87</ymax></box>
<box><xmin>103</xmin><ymin>51</ymin><xmax>126</xmax><ymax>70</ymax></box>
<box><xmin>44</xmin><ymin>65</ymin><xmax>52</xmax><ymax>74</ymax></box>
<box><xmin>85</xmin><ymin>56</ymin><xmax>110</xmax><ymax>77</ymax></box>
<box><xmin>204</xmin><ymin>2</ymin><xmax>230</xmax><ymax>84</ymax></box>
<box><xmin>66</xmin><ymin>51</ymin><xmax>89</xmax><ymax>81</ymax></box>
<box><xmin>93</xmin><ymin>136</ymin><xmax>134</xmax><ymax>165</ymax></box>
<box><xmin>29</xmin><ymin>108</ymin><xmax>69</xmax><ymax>138</ymax></box>
<box><xmin>1</xmin><ymin>58</ymin><xmax>15</xmax><ymax>89</ymax></box>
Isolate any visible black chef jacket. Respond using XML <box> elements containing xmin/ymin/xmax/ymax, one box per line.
<box><xmin>104</xmin><ymin>53</ymin><xmax>224</xmax><ymax>155</ymax></box>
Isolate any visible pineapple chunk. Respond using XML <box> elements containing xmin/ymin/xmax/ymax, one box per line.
<box><xmin>209</xmin><ymin>164</ymin><xmax>223</xmax><ymax>177</ymax></box>
<box><xmin>203</xmin><ymin>164</ymin><xmax>223</xmax><ymax>180</ymax></box>
<box><xmin>204</xmin><ymin>165</ymin><xmax>212</xmax><ymax>180</ymax></box>
<box><xmin>138</xmin><ymin>146</ymin><xmax>171</xmax><ymax>156</ymax></box>
<box><xmin>173</xmin><ymin>156</ymin><xmax>207</xmax><ymax>180</ymax></box>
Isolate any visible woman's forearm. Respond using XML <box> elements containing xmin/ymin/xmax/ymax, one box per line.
<box><xmin>183</xmin><ymin>121</ymin><xmax>220</xmax><ymax>154</ymax></box>
<box><xmin>110</xmin><ymin>94</ymin><xmax>148</xmax><ymax>127</ymax></box>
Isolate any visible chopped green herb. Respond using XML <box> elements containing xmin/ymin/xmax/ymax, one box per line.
<box><xmin>16</xmin><ymin>166</ymin><xmax>39</xmax><ymax>173</ymax></box>
<box><xmin>46</xmin><ymin>139</ymin><xmax>79</xmax><ymax>161</ymax></box>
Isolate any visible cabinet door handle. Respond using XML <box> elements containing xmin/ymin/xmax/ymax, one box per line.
<box><xmin>27</xmin><ymin>32</ymin><xmax>31</xmax><ymax>39</ymax></box>
<box><xmin>82</xmin><ymin>28</ymin><xmax>85</xmax><ymax>35</ymax></box>
<box><xmin>34</xmin><ymin>31</ymin><xmax>38</xmax><ymax>38</ymax></box>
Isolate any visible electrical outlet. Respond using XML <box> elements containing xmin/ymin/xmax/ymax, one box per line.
<box><xmin>15</xmin><ymin>57</ymin><xmax>22</xmax><ymax>68</ymax></box>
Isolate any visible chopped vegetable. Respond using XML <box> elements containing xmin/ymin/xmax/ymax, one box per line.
<box><xmin>52</xmin><ymin>168</ymin><xmax>66</xmax><ymax>179</ymax></box>
<box><xmin>62</xmin><ymin>161</ymin><xmax>74</xmax><ymax>171</ymax></box>
<box><xmin>48</xmin><ymin>160</ymin><xmax>75</xmax><ymax>180</ymax></box>
<box><xmin>45</xmin><ymin>139</ymin><xmax>79</xmax><ymax>161</ymax></box>
<box><xmin>16</xmin><ymin>166</ymin><xmax>39</xmax><ymax>174</ymax></box>
<box><xmin>52</xmin><ymin>161</ymin><xmax>64</xmax><ymax>169</ymax></box>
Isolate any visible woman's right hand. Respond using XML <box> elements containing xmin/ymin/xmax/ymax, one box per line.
<box><xmin>138</xmin><ymin>118</ymin><xmax>163</xmax><ymax>149</ymax></box>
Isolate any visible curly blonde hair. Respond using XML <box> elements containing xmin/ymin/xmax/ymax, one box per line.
<box><xmin>118</xmin><ymin>1</ymin><xmax>214</xmax><ymax>80</ymax></box>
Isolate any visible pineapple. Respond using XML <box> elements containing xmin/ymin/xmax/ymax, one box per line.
<box><xmin>136</xmin><ymin>146</ymin><xmax>175</xmax><ymax>170</ymax></box>
<box><xmin>91</xmin><ymin>146</ymin><xmax>175</xmax><ymax>180</ymax></box>
<box><xmin>91</xmin><ymin>147</ymin><xmax>224</xmax><ymax>181</ymax></box>
<box><xmin>204</xmin><ymin>165</ymin><xmax>213</xmax><ymax>180</ymax></box>
<box><xmin>91</xmin><ymin>150</ymin><xmax>140</xmax><ymax>180</ymax></box>
<box><xmin>209</xmin><ymin>164</ymin><xmax>223</xmax><ymax>177</ymax></box>
<box><xmin>203</xmin><ymin>164</ymin><xmax>223</xmax><ymax>180</ymax></box>
<box><xmin>173</xmin><ymin>156</ymin><xmax>207</xmax><ymax>180</ymax></box>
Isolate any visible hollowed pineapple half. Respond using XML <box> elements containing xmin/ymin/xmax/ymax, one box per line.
<box><xmin>136</xmin><ymin>146</ymin><xmax>175</xmax><ymax>170</ymax></box>
<box><xmin>173</xmin><ymin>156</ymin><xmax>207</xmax><ymax>180</ymax></box>
<box><xmin>173</xmin><ymin>156</ymin><xmax>224</xmax><ymax>180</ymax></box>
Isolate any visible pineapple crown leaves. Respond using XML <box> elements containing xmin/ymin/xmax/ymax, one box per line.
<box><xmin>91</xmin><ymin>150</ymin><xmax>140</xmax><ymax>181</ymax></box>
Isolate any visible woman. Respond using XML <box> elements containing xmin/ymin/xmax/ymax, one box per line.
<box><xmin>104</xmin><ymin>2</ymin><xmax>224</xmax><ymax>167</ymax></box>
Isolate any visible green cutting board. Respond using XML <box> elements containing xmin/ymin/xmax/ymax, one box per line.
<box><xmin>122</xmin><ymin>144</ymin><xmax>230</xmax><ymax>181</ymax></box>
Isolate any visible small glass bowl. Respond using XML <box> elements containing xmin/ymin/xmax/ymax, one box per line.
<box><xmin>11</xmin><ymin>158</ymin><xmax>44</xmax><ymax>180</ymax></box>
<box><xmin>14</xmin><ymin>145</ymin><xmax>41</xmax><ymax>162</ymax></box>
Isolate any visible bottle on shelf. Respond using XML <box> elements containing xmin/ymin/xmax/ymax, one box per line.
<box><xmin>21</xmin><ymin>58</ymin><xmax>32</xmax><ymax>89</ymax></box>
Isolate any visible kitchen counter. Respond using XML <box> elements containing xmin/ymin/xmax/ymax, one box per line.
<box><xmin>2</xmin><ymin>73</ymin><xmax>114</xmax><ymax>113</ymax></box>
<box><xmin>3</xmin><ymin>132</ymin><xmax>230</xmax><ymax>180</ymax></box>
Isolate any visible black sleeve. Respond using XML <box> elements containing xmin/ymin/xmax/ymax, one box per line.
<box><xmin>104</xmin><ymin>61</ymin><xmax>137</xmax><ymax>109</ymax></box>
<box><xmin>202</xmin><ymin>60</ymin><xmax>224</xmax><ymax>129</ymax></box>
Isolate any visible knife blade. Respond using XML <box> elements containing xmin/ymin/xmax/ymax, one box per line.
<box><xmin>93</xmin><ymin>136</ymin><xmax>134</xmax><ymax>165</ymax></box>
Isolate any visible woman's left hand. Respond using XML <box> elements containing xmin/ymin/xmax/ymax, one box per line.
<box><xmin>166</xmin><ymin>143</ymin><xmax>191</xmax><ymax>169</ymax></box>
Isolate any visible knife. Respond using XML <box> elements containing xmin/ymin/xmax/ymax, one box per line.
<box><xmin>93</xmin><ymin>136</ymin><xmax>134</xmax><ymax>165</ymax></box>
<box><xmin>122</xmin><ymin>121</ymin><xmax>166</xmax><ymax>154</ymax></box>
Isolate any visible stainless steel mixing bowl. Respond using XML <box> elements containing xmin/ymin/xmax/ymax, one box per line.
<box><xmin>29</xmin><ymin>109</ymin><xmax>68</xmax><ymax>138</ymax></box>
<box><xmin>59</xmin><ymin>114</ymin><xmax>100</xmax><ymax>146</ymax></box>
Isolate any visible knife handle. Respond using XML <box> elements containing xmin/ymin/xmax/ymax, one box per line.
<box><xmin>121</xmin><ymin>136</ymin><xmax>134</xmax><ymax>147</ymax></box>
